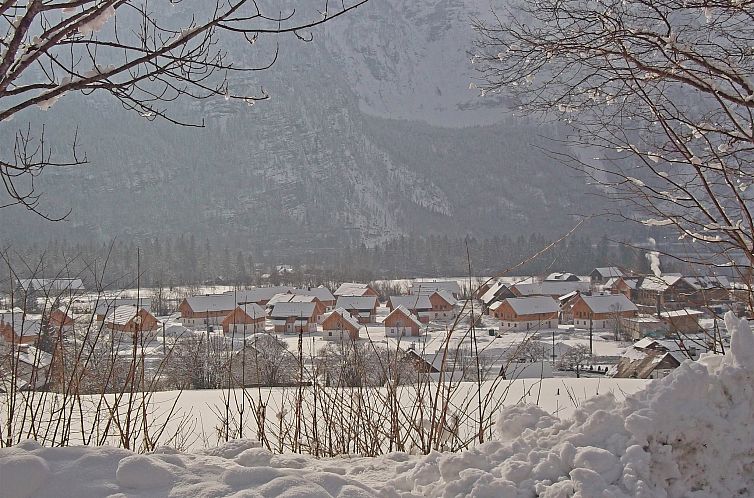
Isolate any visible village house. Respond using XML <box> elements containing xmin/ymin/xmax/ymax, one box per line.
<box><xmin>620</xmin><ymin>308</ymin><xmax>705</xmax><ymax>340</ymax></box>
<box><xmin>334</xmin><ymin>282</ymin><xmax>379</xmax><ymax>298</ymax></box>
<box><xmin>387</xmin><ymin>290</ymin><xmax>457</xmax><ymax>322</ymax></box>
<box><xmin>269</xmin><ymin>302</ymin><xmax>318</xmax><ymax>334</ymax></box>
<box><xmin>545</xmin><ymin>272</ymin><xmax>581</xmax><ymax>282</ymax></box>
<box><xmin>221</xmin><ymin>304</ymin><xmax>266</xmax><ymax>334</ymax></box>
<box><xmin>388</xmin><ymin>290</ymin><xmax>459</xmax><ymax>322</ymax></box>
<box><xmin>94</xmin><ymin>297</ymin><xmax>152</xmax><ymax>321</ymax></box>
<box><xmin>635</xmin><ymin>275</ymin><xmax>695</xmax><ymax>310</ymax></box>
<box><xmin>490</xmin><ymin>296</ymin><xmax>559</xmax><ymax>332</ymax></box>
<box><xmin>229</xmin><ymin>287</ymin><xmax>296</xmax><ymax>306</ymax></box>
<box><xmin>320</xmin><ymin>308</ymin><xmax>361</xmax><ymax>341</ymax></box>
<box><xmin>611</xmin><ymin>338</ymin><xmax>684</xmax><ymax>379</ymax></box>
<box><xmin>335</xmin><ymin>296</ymin><xmax>378</xmax><ymax>324</ymax></box>
<box><xmin>266</xmin><ymin>294</ymin><xmax>327</xmax><ymax>322</ymax></box>
<box><xmin>409</xmin><ymin>280</ymin><xmax>462</xmax><ymax>299</ymax></box>
<box><xmin>0</xmin><ymin>310</ymin><xmax>41</xmax><ymax>345</ymax></box>
<box><xmin>49</xmin><ymin>308</ymin><xmax>75</xmax><ymax>335</ymax></box>
<box><xmin>682</xmin><ymin>276</ymin><xmax>731</xmax><ymax>306</ymax></box>
<box><xmin>383</xmin><ymin>306</ymin><xmax>424</xmax><ymax>337</ymax></box>
<box><xmin>571</xmin><ymin>293</ymin><xmax>638</xmax><ymax>330</ymax></box>
<box><xmin>590</xmin><ymin>267</ymin><xmax>625</xmax><ymax>285</ymax></box>
<box><xmin>0</xmin><ymin>344</ymin><xmax>53</xmax><ymax>390</ymax></box>
<box><xmin>293</xmin><ymin>287</ymin><xmax>336</xmax><ymax>310</ymax></box>
<box><xmin>104</xmin><ymin>306</ymin><xmax>159</xmax><ymax>334</ymax></box>
<box><xmin>388</xmin><ymin>294</ymin><xmax>432</xmax><ymax>323</ymax></box>
<box><xmin>479</xmin><ymin>281</ymin><xmax>516</xmax><ymax>312</ymax></box>
<box><xmin>620</xmin><ymin>315</ymin><xmax>666</xmax><ymax>341</ymax></box>
<box><xmin>605</xmin><ymin>276</ymin><xmax>640</xmax><ymax>301</ymax></box>
<box><xmin>179</xmin><ymin>294</ymin><xmax>237</xmax><ymax>328</ymax></box>
<box><xmin>511</xmin><ymin>281</ymin><xmax>591</xmax><ymax>299</ymax></box>
<box><xmin>15</xmin><ymin>278</ymin><xmax>85</xmax><ymax>311</ymax></box>
<box><xmin>428</xmin><ymin>290</ymin><xmax>457</xmax><ymax>320</ymax></box>
<box><xmin>659</xmin><ymin>309</ymin><xmax>705</xmax><ymax>335</ymax></box>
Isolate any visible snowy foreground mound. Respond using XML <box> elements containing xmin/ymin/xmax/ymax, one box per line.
<box><xmin>2</xmin><ymin>313</ymin><xmax>753</xmax><ymax>498</ymax></box>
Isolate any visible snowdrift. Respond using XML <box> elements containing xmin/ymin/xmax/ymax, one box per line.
<box><xmin>1</xmin><ymin>312</ymin><xmax>753</xmax><ymax>498</ymax></box>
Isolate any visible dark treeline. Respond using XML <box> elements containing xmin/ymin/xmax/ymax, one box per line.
<box><xmin>1</xmin><ymin>233</ymin><xmax>654</xmax><ymax>290</ymax></box>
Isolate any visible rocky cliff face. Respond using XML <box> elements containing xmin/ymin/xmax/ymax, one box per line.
<box><xmin>0</xmin><ymin>0</ymin><xmax>601</xmax><ymax>249</ymax></box>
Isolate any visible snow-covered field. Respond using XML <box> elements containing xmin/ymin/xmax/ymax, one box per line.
<box><xmin>2</xmin><ymin>312</ymin><xmax>752</xmax><ymax>497</ymax></box>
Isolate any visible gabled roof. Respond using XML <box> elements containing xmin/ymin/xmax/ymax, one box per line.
<box><xmin>0</xmin><ymin>315</ymin><xmax>41</xmax><ymax>339</ymax></box>
<box><xmin>227</xmin><ymin>303</ymin><xmax>265</xmax><ymax>319</ymax></box>
<box><xmin>579</xmin><ymin>293</ymin><xmax>638</xmax><ymax>313</ymax></box>
<box><xmin>389</xmin><ymin>295</ymin><xmax>432</xmax><ymax>311</ymax></box>
<box><xmin>267</xmin><ymin>293</ymin><xmax>317</xmax><ymax>306</ymax></box>
<box><xmin>502</xmin><ymin>296</ymin><xmax>559</xmax><ymax>315</ymax></box>
<box><xmin>638</xmin><ymin>275</ymin><xmax>683</xmax><ymax>292</ymax></box>
<box><xmin>683</xmin><ymin>275</ymin><xmax>730</xmax><ymax>290</ymax></box>
<box><xmin>95</xmin><ymin>298</ymin><xmax>151</xmax><ymax>316</ymax></box>
<box><xmin>385</xmin><ymin>306</ymin><xmax>423</xmax><ymax>328</ymax></box>
<box><xmin>105</xmin><ymin>305</ymin><xmax>153</xmax><ymax>326</ymax></box>
<box><xmin>410</xmin><ymin>280</ymin><xmax>462</xmax><ymax>296</ymax></box>
<box><xmin>335</xmin><ymin>296</ymin><xmax>378</xmax><ymax>310</ymax></box>
<box><xmin>294</xmin><ymin>287</ymin><xmax>335</xmax><ymax>302</ymax></box>
<box><xmin>322</xmin><ymin>308</ymin><xmax>361</xmax><ymax>330</ymax></box>
<box><xmin>228</xmin><ymin>287</ymin><xmax>295</xmax><ymax>304</ymax></box>
<box><xmin>605</xmin><ymin>276</ymin><xmax>639</xmax><ymax>289</ymax></box>
<box><xmin>545</xmin><ymin>272</ymin><xmax>580</xmax><ymax>282</ymax></box>
<box><xmin>592</xmin><ymin>267</ymin><xmax>624</xmax><ymax>278</ymax></box>
<box><xmin>334</xmin><ymin>283</ymin><xmax>373</xmax><ymax>296</ymax></box>
<box><xmin>269</xmin><ymin>302</ymin><xmax>317</xmax><ymax>319</ymax></box>
<box><xmin>513</xmin><ymin>281</ymin><xmax>591</xmax><ymax>297</ymax></box>
<box><xmin>659</xmin><ymin>309</ymin><xmax>704</xmax><ymax>319</ymax></box>
<box><xmin>558</xmin><ymin>290</ymin><xmax>579</xmax><ymax>303</ymax></box>
<box><xmin>613</xmin><ymin>349</ymin><xmax>681</xmax><ymax>379</ymax></box>
<box><xmin>481</xmin><ymin>280</ymin><xmax>510</xmax><ymax>306</ymax></box>
<box><xmin>431</xmin><ymin>290</ymin><xmax>457</xmax><ymax>307</ymax></box>
<box><xmin>18</xmin><ymin>278</ymin><xmax>85</xmax><ymax>292</ymax></box>
<box><xmin>184</xmin><ymin>294</ymin><xmax>237</xmax><ymax>313</ymax></box>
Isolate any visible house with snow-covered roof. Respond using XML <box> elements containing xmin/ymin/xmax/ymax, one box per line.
<box><xmin>480</xmin><ymin>280</ymin><xmax>516</xmax><ymax>312</ymax></box>
<box><xmin>383</xmin><ymin>306</ymin><xmax>424</xmax><ymax>337</ymax></box>
<box><xmin>228</xmin><ymin>287</ymin><xmax>296</xmax><ymax>306</ymax></box>
<box><xmin>320</xmin><ymin>308</ymin><xmax>361</xmax><ymax>341</ymax></box>
<box><xmin>335</xmin><ymin>296</ymin><xmax>378</xmax><ymax>324</ymax></box>
<box><xmin>490</xmin><ymin>296</ymin><xmax>559</xmax><ymax>333</ymax></box>
<box><xmin>95</xmin><ymin>298</ymin><xmax>152</xmax><ymax>321</ymax></box>
<box><xmin>545</xmin><ymin>272</ymin><xmax>581</xmax><ymax>282</ymax></box>
<box><xmin>409</xmin><ymin>280</ymin><xmax>462</xmax><ymax>298</ymax></box>
<box><xmin>269</xmin><ymin>302</ymin><xmax>318</xmax><ymax>334</ymax></box>
<box><xmin>636</xmin><ymin>275</ymin><xmax>693</xmax><ymax>310</ymax></box>
<box><xmin>16</xmin><ymin>278</ymin><xmax>85</xmax><ymax>310</ymax></box>
<box><xmin>659</xmin><ymin>309</ymin><xmax>705</xmax><ymax>334</ymax></box>
<box><xmin>104</xmin><ymin>306</ymin><xmax>158</xmax><ymax>334</ymax></box>
<box><xmin>179</xmin><ymin>294</ymin><xmax>237</xmax><ymax>328</ymax></box>
<box><xmin>293</xmin><ymin>287</ymin><xmax>336</xmax><ymax>309</ymax></box>
<box><xmin>511</xmin><ymin>281</ymin><xmax>590</xmax><ymax>299</ymax></box>
<box><xmin>388</xmin><ymin>291</ymin><xmax>456</xmax><ymax>323</ymax></box>
<box><xmin>49</xmin><ymin>308</ymin><xmax>75</xmax><ymax>335</ymax></box>
<box><xmin>334</xmin><ymin>282</ymin><xmax>378</xmax><ymax>298</ymax></box>
<box><xmin>590</xmin><ymin>267</ymin><xmax>624</xmax><ymax>285</ymax></box>
<box><xmin>612</xmin><ymin>339</ymin><xmax>684</xmax><ymax>379</ymax></box>
<box><xmin>0</xmin><ymin>310</ymin><xmax>41</xmax><ymax>345</ymax></box>
<box><xmin>221</xmin><ymin>304</ymin><xmax>266</xmax><ymax>335</ymax></box>
<box><xmin>606</xmin><ymin>276</ymin><xmax>640</xmax><ymax>301</ymax></box>
<box><xmin>571</xmin><ymin>293</ymin><xmax>638</xmax><ymax>330</ymax></box>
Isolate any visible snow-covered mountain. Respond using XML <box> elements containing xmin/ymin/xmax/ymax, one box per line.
<box><xmin>0</xmin><ymin>0</ymin><xmax>606</xmax><ymax>248</ymax></box>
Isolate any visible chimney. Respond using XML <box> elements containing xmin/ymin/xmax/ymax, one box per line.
<box><xmin>656</xmin><ymin>293</ymin><xmax>661</xmax><ymax>318</ymax></box>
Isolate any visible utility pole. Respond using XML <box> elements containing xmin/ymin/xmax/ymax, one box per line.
<box><xmin>589</xmin><ymin>314</ymin><xmax>593</xmax><ymax>355</ymax></box>
<box><xmin>552</xmin><ymin>329</ymin><xmax>555</xmax><ymax>361</ymax></box>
